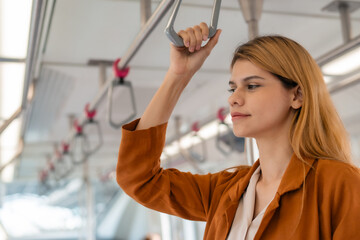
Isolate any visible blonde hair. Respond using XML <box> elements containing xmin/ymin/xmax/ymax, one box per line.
<box><xmin>231</xmin><ymin>35</ymin><xmax>352</xmax><ymax>164</ymax></box>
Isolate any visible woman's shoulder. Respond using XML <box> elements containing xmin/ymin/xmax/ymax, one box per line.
<box><xmin>214</xmin><ymin>165</ymin><xmax>252</xmax><ymax>185</ymax></box>
<box><xmin>314</xmin><ymin>158</ymin><xmax>360</xmax><ymax>184</ymax></box>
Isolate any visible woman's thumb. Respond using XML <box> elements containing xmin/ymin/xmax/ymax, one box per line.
<box><xmin>203</xmin><ymin>29</ymin><xmax>222</xmax><ymax>51</ymax></box>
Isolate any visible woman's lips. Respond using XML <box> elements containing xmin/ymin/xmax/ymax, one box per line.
<box><xmin>231</xmin><ymin>112</ymin><xmax>251</xmax><ymax>120</ymax></box>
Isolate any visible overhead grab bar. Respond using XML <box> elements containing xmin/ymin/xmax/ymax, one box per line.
<box><xmin>107</xmin><ymin>59</ymin><xmax>137</xmax><ymax>129</ymax></box>
<box><xmin>82</xmin><ymin>104</ymin><xmax>103</xmax><ymax>155</ymax></box>
<box><xmin>188</xmin><ymin>122</ymin><xmax>207</xmax><ymax>163</ymax></box>
<box><xmin>216</xmin><ymin>107</ymin><xmax>235</xmax><ymax>156</ymax></box>
<box><xmin>165</xmin><ymin>0</ymin><xmax>222</xmax><ymax>47</ymax></box>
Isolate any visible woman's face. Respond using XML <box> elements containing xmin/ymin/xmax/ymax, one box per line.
<box><xmin>228</xmin><ymin>60</ymin><xmax>299</xmax><ymax>140</ymax></box>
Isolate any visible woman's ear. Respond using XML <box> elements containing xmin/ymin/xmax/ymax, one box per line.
<box><xmin>291</xmin><ymin>86</ymin><xmax>303</xmax><ymax>109</ymax></box>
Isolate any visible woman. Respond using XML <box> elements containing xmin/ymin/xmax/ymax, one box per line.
<box><xmin>116</xmin><ymin>23</ymin><xmax>360</xmax><ymax>239</ymax></box>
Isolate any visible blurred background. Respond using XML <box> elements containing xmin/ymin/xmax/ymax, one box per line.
<box><xmin>1</xmin><ymin>0</ymin><xmax>360</xmax><ymax>239</ymax></box>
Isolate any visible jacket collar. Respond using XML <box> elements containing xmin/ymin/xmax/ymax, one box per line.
<box><xmin>228</xmin><ymin>153</ymin><xmax>316</xmax><ymax>202</ymax></box>
<box><xmin>228</xmin><ymin>161</ymin><xmax>260</xmax><ymax>202</ymax></box>
<box><xmin>224</xmin><ymin>153</ymin><xmax>316</xmax><ymax>239</ymax></box>
<box><xmin>277</xmin><ymin>153</ymin><xmax>315</xmax><ymax>195</ymax></box>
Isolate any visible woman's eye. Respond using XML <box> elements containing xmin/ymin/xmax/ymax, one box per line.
<box><xmin>227</xmin><ymin>88</ymin><xmax>235</xmax><ymax>94</ymax></box>
<box><xmin>248</xmin><ymin>84</ymin><xmax>260</xmax><ymax>90</ymax></box>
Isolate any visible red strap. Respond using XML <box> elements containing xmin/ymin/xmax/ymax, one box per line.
<box><xmin>74</xmin><ymin>119</ymin><xmax>82</xmax><ymax>134</ymax></box>
<box><xmin>62</xmin><ymin>142</ymin><xmax>70</xmax><ymax>153</ymax></box>
<box><xmin>113</xmin><ymin>58</ymin><xmax>130</xmax><ymax>78</ymax></box>
<box><xmin>85</xmin><ymin>103</ymin><xmax>96</xmax><ymax>120</ymax></box>
<box><xmin>217</xmin><ymin>107</ymin><xmax>226</xmax><ymax>122</ymax></box>
<box><xmin>191</xmin><ymin>122</ymin><xmax>200</xmax><ymax>132</ymax></box>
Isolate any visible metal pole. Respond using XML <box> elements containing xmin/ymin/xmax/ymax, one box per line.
<box><xmin>84</xmin><ymin>160</ymin><xmax>95</xmax><ymax>240</ymax></box>
<box><xmin>0</xmin><ymin>139</ymin><xmax>24</xmax><ymax>173</ymax></box>
<box><xmin>238</xmin><ymin>0</ymin><xmax>263</xmax><ymax>40</ymax></box>
<box><xmin>339</xmin><ymin>2</ymin><xmax>352</xmax><ymax>43</ymax></box>
<box><xmin>0</xmin><ymin>57</ymin><xmax>25</xmax><ymax>63</ymax></box>
<box><xmin>328</xmin><ymin>71</ymin><xmax>360</xmax><ymax>94</ymax></box>
<box><xmin>99</xmin><ymin>64</ymin><xmax>107</xmax><ymax>87</ymax></box>
<box><xmin>238</xmin><ymin>0</ymin><xmax>263</xmax><ymax>165</ymax></box>
<box><xmin>140</xmin><ymin>0</ymin><xmax>152</xmax><ymax>27</ymax></box>
<box><xmin>22</xmin><ymin>0</ymin><xmax>45</xmax><ymax>110</ymax></box>
<box><xmin>0</xmin><ymin>107</ymin><xmax>22</xmax><ymax>135</ymax></box>
<box><xmin>87</xmin><ymin>0</ymin><xmax>175</xmax><ymax>113</ymax></box>
<box><xmin>316</xmin><ymin>35</ymin><xmax>360</xmax><ymax>66</ymax></box>
<box><xmin>118</xmin><ymin>0</ymin><xmax>175</xmax><ymax>70</ymax></box>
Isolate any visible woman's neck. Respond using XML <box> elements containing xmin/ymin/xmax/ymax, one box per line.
<box><xmin>255</xmin><ymin>136</ymin><xmax>293</xmax><ymax>184</ymax></box>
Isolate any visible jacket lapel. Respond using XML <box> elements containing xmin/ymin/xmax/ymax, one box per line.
<box><xmin>224</xmin><ymin>161</ymin><xmax>261</xmax><ymax>238</ymax></box>
<box><xmin>254</xmin><ymin>153</ymin><xmax>316</xmax><ymax>239</ymax></box>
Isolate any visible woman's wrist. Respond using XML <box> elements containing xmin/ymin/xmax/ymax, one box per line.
<box><xmin>165</xmin><ymin>70</ymin><xmax>193</xmax><ymax>89</ymax></box>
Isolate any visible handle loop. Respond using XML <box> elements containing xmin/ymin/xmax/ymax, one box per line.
<box><xmin>107</xmin><ymin>59</ymin><xmax>137</xmax><ymax>129</ymax></box>
<box><xmin>215</xmin><ymin>108</ymin><xmax>235</xmax><ymax>156</ymax></box>
<box><xmin>188</xmin><ymin>121</ymin><xmax>207</xmax><ymax>163</ymax></box>
<box><xmin>71</xmin><ymin>119</ymin><xmax>89</xmax><ymax>165</ymax></box>
<box><xmin>165</xmin><ymin>0</ymin><xmax>222</xmax><ymax>47</ymax></box>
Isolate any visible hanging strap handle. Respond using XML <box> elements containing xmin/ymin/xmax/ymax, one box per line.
<box><xmin>107</xmin><ymin>59</ymin><xmax>137</xmax><ymax>129</ymax></box>
<box><xmin>165</xmin><ymin>0</ymin><xmax>222</xmax><ymax>47</ymax></box>
<box><xmin>52</xmin><ymin>142</ymin><xmax>74</xmax><ymax>180</ymax></box>
<box><xmin>71</xmin><ymin>119</ymin><xmax>89</xmax><ymax>165</ymax></box>
<box><xmin>82</xmin><ymin>104</ymin><xmax>103</xmax><ymax>155</ymax></box>
<box><xmin>215</xmin><ymin>107</ymin><xmax>235</xmax><ymax>156</ymax></box>
<box><xmin>188</xmin><ymin>121</ymin><xmax>207</xmax><ymax>163</ymax></box>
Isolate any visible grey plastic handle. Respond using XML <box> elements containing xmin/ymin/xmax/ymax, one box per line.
<box><xmin>188</xmin><ymin>133</ymin><xmax>207</xmax><ymax>163</ymax></box>
<box><xmin>82</xmin><ymin>120</ymin><xmax>103</xmax><ymax>156</ymax></box>
<box><xmin>216</xmin><ymin>122</ymin><xmax>235</xmax><ymax>156</ymax></box>
<box><xmin>165</xmin><ymin>0</ymin><xmax>222</xmax><ymax>47</ymax></box>
<box><xmin>54</xmin><ymin>154</ymin><xmax>74</xmax><ymax>181</ymax></box>
<box><xmin>71</xmin><ymin>133</ymin><xmax>90</xmax><ymax>165</ymax></box>
<box><xmin>107</xmin><ymin>79</ymin><xmax>137</xmax><ymax>129</ymax></box>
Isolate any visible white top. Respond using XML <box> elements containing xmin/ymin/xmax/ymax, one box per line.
<box><xmin>227</xmin><ymin>166</ymin><xmax>272</xmax><ymax>240</ymax></box>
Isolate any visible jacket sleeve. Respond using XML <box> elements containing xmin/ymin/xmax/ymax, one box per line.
<box><xmin>116</xmin><ymin>119</ymin><xmax>226</xmax><ymax>222</ymax></box>
<box><xmin>331</xmin><ymin>164</ymin><xmax>360</xmax><ymax>239</ymax></box>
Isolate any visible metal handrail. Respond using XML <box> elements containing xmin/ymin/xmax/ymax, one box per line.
<box><xmin>165</xmin><ymin>0</ymin><xmax>222</xmax><ymax>47</ymax></box>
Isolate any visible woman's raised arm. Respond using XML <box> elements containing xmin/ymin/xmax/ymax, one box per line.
<box><xmin>135</xmin><ymin>23</ymin><xmax>221</xmax><ymax>130</ymax></box>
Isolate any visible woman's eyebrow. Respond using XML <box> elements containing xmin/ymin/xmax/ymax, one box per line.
<box><xmin>229</xmin><ymin>75</ymin><xmax>265</xmax><ymax>85</ymax></box>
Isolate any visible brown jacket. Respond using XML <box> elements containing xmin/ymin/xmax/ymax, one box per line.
<box><xmin>117</xmin><ymin>119</ymin><xmax>360</xmax><ymax>239</ymax></box>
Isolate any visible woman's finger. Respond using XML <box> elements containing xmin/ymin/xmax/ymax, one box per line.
<box><xmin>178</xmin><ymin>30</ymin><xmax>190</xmax><ymax>48</ymax></box>
<box><xmin>193</xmin><ymin>25</ymin><xmax>203</xmax><ymax>51</ymax></box>
<box><xmin>199</xmin><ymin>22</ymin><xmax>209</xmax><ymax>41</ymax></box>
<box><xmin>185</xmin><ymin>27</ymin><xmax>196</xmax><ymax>52</ymax></box>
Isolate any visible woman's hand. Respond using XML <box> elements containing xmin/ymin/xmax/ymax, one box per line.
<box><xmin>168</xmin><ymin>22</ymin><xmax>221</xmax><ymax>78</ymax></box>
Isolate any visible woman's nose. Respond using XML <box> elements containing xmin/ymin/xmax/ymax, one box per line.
<box><xmin>228</xmin><ymin>90</ymin><xmax>245</xmax><ymax>107</ymax></box>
